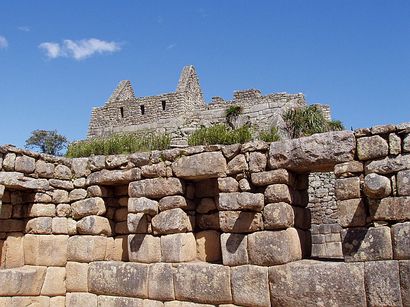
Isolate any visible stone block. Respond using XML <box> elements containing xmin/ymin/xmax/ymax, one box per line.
<box><xmin>251</xmin><ymin>169</ymin><xmax>293</xmax><ymax>187</ymax></box>
<box><xmin>195</xmin><ymin>230</ymin><xmax>221</xmax><ymax>262</ymax></box>
<box><xmin>87</xmin><ymin>168</ymin><xmax>141</xmax><ymax>185</ymax></box>
<box><xmin>164</xmin><ymin>302</ymin><xmax>212</xmax><ymax>307</ymax></box>
<box><xmin>399</xmin><ymin>260</ymin><xmax>410</xmax><ymax>307</ymax></box>
<box><xmin>217</xmin><ymin>192</ymin><xmax>264</xmax><ymax>211</ymax></box>
<box><xmin>15</xmin><ymin>155</ymin><xmax>35</xmax><ymax>173</ymax></box>
<box><xmin>66</xmin><ymin>293</ymin><xmax>97</xmax><ymax>307</ymax></box>
<box><xmin>50</xmin><ymin>296</ymin><xmax>66</xmax><ymax>307</ymax></box>
<box><xmin>218</xmin><ymin>177</ymin><xmax>239</xmax><ymax>192</ymax></box>
<box><xmin>341</xmin><ymin>226</ymin><xmax>393</xmax><ymax>261</ymax></box>
<box><xmin>69</xmin><ymin>188</ymin><xmax>87</xmax><ymax>201</ymax></box>
<box><xmin>365</xmin><ymin>261</ymin><xmax>402</xmax><ymax>307</ymax></box>
<box><xmin>369</xmin><ymin>196</ymin><xmax>410</xmax><ymax>221</ymax></box>
<box><xmin>389</xmin><ymin>133</ymin><xmax>402</xmax><ymax>155</ymax></box>
<box><xmin>161</xmin><ymin>233</ymin><xmax>196</xmax><ymax>262</ymax></box>
<box><xmin>335</xmin><ymin>177</ymin><xmax>361</xmax><ymax>200</ymax></box>
<box><xmin>28</xmin><ymin>203</ymin><xmax>56</xmax><ymax>217</ymax></box>
<box><xmin>219</xmin><ymin>211</ymin><xmax>263</xmax><ymax>233</ymax></box>
<box><xmin>98</xmin><ymin>296</ymin><xmax>144</xmax><ymax>307</ymax></box>
<box><xmin>56</xmin><ymin>203</ymin><xmax>71</xmax><ymax>217</ymax></box>
<box><xmin>41</xmin><ymin>267</ymin><xmax>66</xmax><ymax>296</ymax></box>
<box><xmin>264</xmin><ymin>183</ymin><xmax>293</xmax><ymax>204</ymax></box>
<box><xmin>0</xmin><ymin>265</ymin><xmax>46</xmax><ymax>296</ymax></box>
<box><xmin>238</xmin><ymin>178</ymin><xmax>251</xmax><ymax>191</ymax></box>
<box><xmin>54</xmin><ymin>164</ymin><xmax>72</xmax><ymax>180</ymax></box>
<box><xmin>158</xmin><ymin>195</ymin><xmax>188</xmax><ymax>211</ymax></box>
<box><xmin>249</xmin><ymin>151</ymin><xmax>267</xmax><ymax>172</ymax></box>
<box><xmin>248</xmin><ymin>229</ymin><xmax>301</xmax><ymax>266</ymax></box>
<box><xmin>11</xmin><ymin>297</ymin><xmax>50</xmax><ymax>307</ymax></box>
<box><xmin>222</xmin><ymin>144</ymin><xmax>241</xmax><ymax>159</ymax></box>
<box><xmin>334</xmin><ymin>161</ymin><xmax>364</xmax><ymax>178</ymax></box>
<box><xmin>364</xmin><ymin>173</ymin><xmax>391</xmax><ymax>198</ymax></box>
<box><xmin>174</xmin><ymin>263</ymin><xmax>232</xmax><ymax>304</ymax></box>
<box><xmin>221</xmin><ymin>233</ymin><xmax>248</xmax><ymax>266</ymax></box>
<box><xmin>337</xmin><ymin>199</ymin><xmax>367</xmax><ymax>227</ymax></box>
<box><xmin>128</xmin><ymin>197</ymin><xmax>159</xmax><ymax>216</ymax></box>
<box><xmin>172</xmin><ymin>152</ymin><xmax>227</xmax><ymax>179</ymax></box>
<box><xmin>231</xmin><ymin>265</ymin><xmax>270</xmax><ymax>307</ymax></box>
<box><xmin>50</xmin><ymin>178</ymin><xmax>74</xmax><ymax>189</ymax></box>
<box><xmin>365</xmin><ymin>154</ymin><xmax>410</xmax><ymax>175</ymax></box>
<box><xmin>392</xmin><ymin>222</ymin><xmax>410</xmax><ymax>259</ymax></box>
<box><xmin>76</xmin><ymin>215</ymin><xmax>112</xmax><ymax>236</ymax></box>
<box><xmin>397</xmin><ymin>170</ymin><xmax>410</xmax><ymax>196</ymax></box>
<box><xmin>52</xmin><ymin>189</ymin><xmax>69</xmax><ymax>203</ymax></box>
<box><xmin>227</xmin><ymin>154</ymin><xmax>248</xmax><ymax>175</ymax></box>
<box><xmin>357</xmin><ymin>135</ymin><xmax>389</xmax><ymax>160</ymax></box>
<box><xmin>263</xmin><ymin>202</ymin><xmax>294</xmax><ymax>230</ymax></box>
<box><xmin>24</xmin><ymin>234</ymin><xmax>68</xmax><ymax>266</ymax></box>
<box><xmin>269</xmin><ymin>260</ymin><xmax>366</xmax><ymax>306</ymax></box>
<box><xmin>1</xmin><ymin>233</ymin><xmax>24</xmax><ymax>268</ymax></box>
<box><xmin>88</xmin><ymin>261</ymin><xmax>148</xmax><ymax>298</ymax></box>
<box><xmin>152</xmin><ymin>208</ymin><xmax>191</xmax><ymax>234</ymax></box>
<box><xmin>128</xmin><ymin>234</ymin><xmax>161</xmax><ymax>263</ymax></box>
<box><xmin>71</xmin><ymin>197</ymin><xmax>106</xmax><ymax>219</ymax></box>
<box><xmin>25</xmin><ymin>217</ymin><xmax>52</xmax><ymax>234</ymax></box>
<box><xmin>110</xmin><ymin>235</ymin><xmax>129</xmax><ymax>261</ymax></box>
<box><xmin>129</xmin><ymin>178</ymin><xmax>183</xmax><ymax>199</ymax></box>
<box><xmin>66</xmin><ymin>262</ymin><xmax>88</xmax><ymax>292</ymax></box>
<box><xmin>67</xmin><ymin>235</ymin><xmax>107</xmax><ymax>262</ymax></box>
<box><xmin>148</xmin><ymin>263</ymin><xmax>175</xmax><ymax>301</ymax></box>
<box><xmin>127</xmin><ymin>213</ymin><xmax>149</xmax><ymax>233</ymax></box>
<box><xmin>35</xmin><ymin>160</ymin><xmax>55</xmax><ymax>178</ymax></box>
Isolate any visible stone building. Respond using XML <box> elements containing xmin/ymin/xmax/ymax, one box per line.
<box><xmin>87</xmin><ymin>65</ymin><xmax>331</xmax><ymax>143</ymax></box>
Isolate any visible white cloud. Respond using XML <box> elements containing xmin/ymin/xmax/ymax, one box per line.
<box><xmin>0</xmin><ymin>36</ymin><xmax>8</xmax><ymax>49</ymax></box>
<box><xmin>166</xmin><ymin>43</ymin><xmax>176</xmax><ymax>50</ymax></box>
<box><xmin>18</xmin><ymin>26</ymin><xmax>30</xmax><ymax>32</ymax></box>
<box><xmin>38</xmin><ymin>38</ymin><xmax>121</xmax><ymax>60</ymax></box>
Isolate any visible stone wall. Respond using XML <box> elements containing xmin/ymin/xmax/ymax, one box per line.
<box><xmin>0</xmin><ymin>122</ymin><xmax>409</xmax><ymax>306</ymax></box>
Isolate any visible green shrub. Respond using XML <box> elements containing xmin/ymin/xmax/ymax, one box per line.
<box><xmin>259</xmin><ymin>126</ymin><xmax>281</xmax><ymax>142</ymax></box>
<box><xmin>188</xmin><ymin>124</ymin><xmax>252</xmax><ymax>146</ymax></box>
<box><xmin>66</xmin><ymin>132</ymin><xmax>171</xmax><ymax>157</ymax></box>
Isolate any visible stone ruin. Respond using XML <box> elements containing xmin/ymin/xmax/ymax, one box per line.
<box><xmin>0</xmin><ymin>123</ymin><xmax>409</xmax><ymax>306</ymax></box>
<box><xmin>87</xmin><ymin>65</ymin><xmax>331</xmax><ymax>145</ymax></box>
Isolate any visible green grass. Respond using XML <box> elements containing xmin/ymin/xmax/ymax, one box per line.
<box><xmin>259</xmin><ymin>126</ymin><xmax>281</xmax><ymax>142</ymax></box>
<box><xmin>66</xmin><ymin>132</ymin><xmax>171</xmax><ymax>157</ymax></box>
<box><xmin>188</xmin><ymin>124</ymin><xmax>252</xmax><ymax>146</ymax></box>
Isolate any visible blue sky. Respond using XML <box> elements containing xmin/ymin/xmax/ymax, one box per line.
<box><xmin>0</xmin><ymin>1</ymin><xmax>409</xmax><ymax>148</ymax></box>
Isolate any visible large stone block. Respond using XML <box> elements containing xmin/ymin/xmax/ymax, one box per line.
<box><xmin>88</xmin><ymin>261</ymin><xmax>149</xmax><ymax>298</ymax></box>
<box><xmin>341</xmin><ymin>226</ymin><xmax>393</xmax><ymax>261</ymax></box>
<box><xmin>128</xmin><ymin>197</ymin><xmax>159</xmax><ymax>216</ymax></box>
<box><xmin>397</xmin><ymin>170</ymin><xmax>410</xmax><ymax>196</ymax></box>
<box><xmin>15</xmin><ymin>155</ymin><xmax>36</xmax><ymax>174</ymax></box>
<box><xmin>174</xmin><ymin>263</ymin><xmax>232</xmax><ymax>304</ymax></box>
<box><xmin>392</xmin><ymin>222</ymin><xmax>410</xmax><ymax>259</ymax></box>
<box><xmin>250</xmin><ymin>169</ymin><xmax>293</xmax><ymax>186</ymax></box>
<box><xmin>1</xmin><ymin>233</ymin><xmax>24</xmax><ymax>268</ymax></box>
<box><xmin>76</xmin><ymin>215</ymin><xmax>112</xmax><ymax>236</ymax></box>
<box><xmin>221</xmin><ymin>233</ymin><xmax>248</xmax><ymax>266</ymax></box>
<box><xmin>172</xmin><ymin>152</ymin><xmax>227</xmax><ymax>179</ymax></box>
<box><xmin>195</xmin><ymin>230</ymin><xmax>221</xmax><ymax>262</ymax></box>
<box><xmin>337</xmin><ymin>198</ymin><xmax>367</xmax><ymax>227</ymax></box>
<box><xmin>217</xmin><ymin>192</ymin><xmax>264</xmax><ymax>211</ymax></box>
<box><xmin>129</xmin><ymin>178</ymin><xmax>183</xmax><ymax>199</ymax></box>
<box><xmin>227</xmin><ymin>154</ymin><xmax>248</xmax><ymax>175</ymax></box>
<box><xmin>148</xmin><ymin>263</ymin><xmax>175</xmax><ymax>301</ymax></box>
<box><xmin>152</xmin><ymin>208</ymin><xmax>192</xmax><ymax>234</ymax></box>
<box><xmin>71</xmin><ymin>157</ymin><xmax>90</xmax><ymax>177</ymax></box>
<box><xmin>87</xmin><ymin>168</ymin><xmax>141</xmax><ymax>185</ymax></box>
<box><xmin>263</xmin><ymin>202</ymin><xmax>294</xmax><ymax>230</ymax></box>
<box><xmin>35</xmin><ymin>160</ymin><xmax>55</xmax><ymax>178</ymax></box>
<box><xmin>158</xmin><ymin>195</ymin><xmax>189</xmax><ymax>211</ymax></box>
<box><xmin>269</xmin><ymin>131</ymin><xmax>355</xmax><ymax>172</ymax></box>
<box><xmin>269</xmin><ymin>260</ymin><xmax>366</xmax><ymax>306</ymax></box>
<box><xmin>334</xmin><ymin>161</ymin><xmax>364</xmax><ymax>178</ymax></box>
<box><xmin>127</xmin><ymin>213</ymin><xmax>149</xmax><ymax>233</ymax></box>
<box><xmin>97</xmin><ymin>296</ymin><xmax>144</xmax><ymax>307</ymax></box>
<box><xmin>248</xmin><ymin>228</ymin><xmax>301</xmax><ymax>266</ymax></box>
<box><xmin>364</xmin><ymin>173</ymin><xmax>391</xmax><ymax>198</ymax></box>
<box><xmin>161</xmin><ymin>233</ymin><xmax>196</xmax><ymax>262</ymax></box>
<box><xmin>219</xmin><ymin>211</ymin><xmax>263</xmax><ymax>233</ymax></box>
<box><xmin>11</xmin><ymin>296</ymin><xmax>50</xmax><ymax>307</ymax></box>
<box><xmin>264</xmin><ymin>184</ymin><xmax>293</xmax><ymax>204</ymax></box>
<box><xmin>249</xmin><ymin>151</ymin><xmax>267</xmax><ymax>172</ymax></box>
<box><xmin>231</xmin><ymin>265</ymin><xmax>270</xmax><ymax>307</ymax></box>
<box><xmin>365</xmin><ymin>261</ymin><xmax>402</xmax><ymax>307</ymax></box>
<box><xmin>24</xmin><ymin>234</ymin><xmax>68</xmax><ymax>266</ymax></box>
<box><xmin>66</xmin><ymin>293</ymin><xmax>97</xmax><ymax>307</ymax></box>
<box><xmin>41</xmin><ymin>267</ymin><xmax>66</xmax><ymax>296</ymax></box>
<box><xmin>66</xmin><ymin>261</ymin><xmax>89</xmax><ymax>292</ymax></box>
<box><xmin>399</xmin><ymin>260</ymin><xmax>410</xmax><ymax>307</ymax></box>
<box><xmin>71</xmin><ymin>197</ymin><xmax>106</xmax><ymax>219</ymax></box>
<box><xmin>0</xmin><ymin>266</ymin><xmax>46</xmax><ymax>296</ymax></box>
<box><xmin>54</xmin><ymin>164</ymin><xmax>72</xmax><ymax>180</ymax></box>
<box><xmin>128</xmin><ymin>234</ymin><xmax>161</xmax><ymax>263</ymax></box>
<box><xmin>365</xmin><ymin>154</ymin><xmax>410</xmax><ymax>175</ymax></box>
<box><xmin>25</xmin><ymin>216</ymin><xmax>52</xmax><ymax>234</ymax></box>
<box><xmin>335</xmin><ymin>177</ymin><xmax>361</xmax><ymax>200</ymax></box>
<box><xmin>217</xmin><ymin>177</ymin><xmax>239</xmax><ymax>192</ymax></box>
<box><xmin>369</xmin><ymin>196</ymin><xmax>410</xmax><ymax>221</ymax></box>
<box><xmin>67</xmin><ymin>235</ymin><xmax>107</xmax><ymax>262</ymax></box>
<box><xmin>357</xmin><ymin>135</ymin><xmax>389</xmax><ymax>160</ymax></box>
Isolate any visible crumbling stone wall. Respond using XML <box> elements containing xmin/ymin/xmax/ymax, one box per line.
<box><xmin>0</xmin><ymin>122</ymin><xmax>409</xmax><ymax>306</ymax></box>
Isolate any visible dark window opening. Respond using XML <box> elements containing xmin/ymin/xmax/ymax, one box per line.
<box><xmin>162</xmin><ymin>100</ymin><xmax>166</xmax><ymax>111</ymax></box>
<box><xmin>120</xmin><ymin>107</ymin><xmax>124</xmax><ymax>118</ymax></box>
<box><xmin>140</xmin><ymin>105</ymin><xmax>145</xmax><ymax>115</ymax></box>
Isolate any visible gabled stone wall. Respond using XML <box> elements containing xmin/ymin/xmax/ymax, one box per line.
<box><xmin>0</xmin><ymin>122</ymin><xmax>409</xmax><ymax>306</ymax></box>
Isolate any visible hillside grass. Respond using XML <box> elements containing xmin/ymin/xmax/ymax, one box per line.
<box><xmin>188</xmin><ymin>124</ymin><xmax>252</xmax><ymax>146</ymax></box>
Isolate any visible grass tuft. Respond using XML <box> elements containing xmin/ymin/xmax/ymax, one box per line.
<box><xmin>188</xmin><ymin>124</ymin><xmax>252</xmax><ymax>146</ymax></box>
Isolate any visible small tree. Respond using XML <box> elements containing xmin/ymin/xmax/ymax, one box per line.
<box><xmin>25</xmin><ymin>130</ymin><xmax>68</xmax><ymax>155</ymax></box>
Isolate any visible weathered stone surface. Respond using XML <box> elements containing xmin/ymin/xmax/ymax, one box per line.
<box><xmin>97</xmin><ymin>295</ymin><xmax>144</xmax><ymax>307</ymax></box>
<box><xmin>217</xmin><ymin>192</ymin><xmax>264</xmax><ymax>211</ymax></box>
<box><xmin>3</xmin><ymin>153</ymin><xmax>16</xmax><ymax>171</ymax></box>
<box><xmin>172</xmin><ymin>152</ymin><xmax>227</xmax><ymax>179</ymax></box>
<box><xmin>69</xmin><ymin>188</ymin><xmax>87</xmax><ymax>201</ymax></box>
<box><xmin>264</xmin><ymin>184</ymin><xmax>294</xmax><ymax>204</ymax></box>
<box><xmin>389</xmin><ymin>133</ymin><xmax>402</xmax><ymax>155</ymax></box>
<box><xmin>231</xmin><ymin>265</ymin><xmax>270</xmax><ymax>307</ymax></box>
<box><xmin>52</xmin><ymin>189</ymin><xmax>69</xmax><ymax>203</ymax></box>
<box><xmin>164</xmin><ymin>302</ymin><xmax>212</xmax><ymax>307</ymax></box>
<box><xmin>174</xmin><ymin>263</ymin><xmax>232</xmax><ymax>304</ymax></box>
<box><xmin>248</xmin><ymin>151</ymin><xmax>267</xmax><ymax>172</ymax></box>
<box><xmin>76</xmin><ymin>215</ymin><xmax>112</xmax><ymax>236</ymax></box>
<box><xmin>0</xmin><ymin>171</ymin><xmax>49</xmax><ymax>190</ymax></box>
<box><xmin>219</xmin><ymin>211</ymin><xmax>263</xmax><ymax>233</ymax></box>
<box><xmin>129</xmin><ymin>178</ymin><xmax>183</xmax><ymax>199</ymax></box>
<box><xmin>152</xmin><ymin>208</ymin><xmax>191</xmax><ymax>234</ymax></box>
<box><xmin>128</xmin><ymin>197</ymin><xmax>158</xmax><ymax>216</ymax></box>
<box><xmin>52</xmin><ymin>216</ymin><xmax>68</xmax><ymax>234</ymax></box>
<box><xmin>251</xmin><ymin>169</ymin><xmax>293</xmax><ymax>187</ymax></box>
<box><xmin>392</xmin><ymin>222</ymin><xmax>410</xmax><ymax>259</ymax></box>
<box><xmin>127</xmin><ymin>213</ymin><xmax>149</xmax><ymax>233</ymax></box>
<box><xmin>56</xmin><ymin>203</ymin><xmax>71</xmax><ymax>217</ymax></box>
<box><xmin>222</xmin><ymin>144</ymin><xmax>241</xmax><ymax>159</ymax></box>
<box><xmin>238</xmin><ymin>178</ymin><xmax>251</xmax><ymax>191</ymax></box>
<box><xmin>71</xmin><ymin>157</ymin><xmax>90</xmax><ymax>177</ymax></box>
<box><xmin>217</xmin><ymin>177</ymin><xmax>239</xmax><ymax>192</ymax></box>
<box><xmin>241</xmin><ymin>140</ymin><xmax>269</xmax><ymax>152</ymax></box>
<box><xmin>403</xmin><ymin>134</ymin><xmax>410</xmax><ymax>152</ymax></box>
<box><xmin>148</xmin><ymin>263</ymin><xmax>175</xmax><ymax>301</ymax></box>
<box><xmin>334</xmin><ymin>161</ymin><xmax>364</xmax><ymax>178</ymax></box>
<box><xmin>337</xmin><ymin>199</ymin><xmax>367</xmax><ymax>227</ymax></box>
<box><xmin>365</xmin><ymin>154</ymin><xmax>410</xmax><ymax>175</ymax></box>
<box><xmin>357</xmin><ymin>135</ymin><xmax>389</xmax><ymax>160</ymax></box>
<box><xmin>89</xmin><ymin>261</ymin><xmax>148</xmax><ymax>297</ymax></box>
<box><xmin>341</xmin><ymin>226</ymin><xmax>392</xmax><ymax>261</ymax></box>
<box><xmin>15</xmin><ymin>155</ymin><xmax>35</xmax><ymax>173</ymax></box>
<box><xmin>263</xmin><ymin>202</ymin><xmax>294</xmax><ymax>229</ymax></box>
<box><xmin>269</xmin><ymin>131</ymin><xmax>355</xmax><ymax>172</ymax></box>
<box><xmin>227</xmin><ymin>154</ymin><xmax>248</xmax><ymax>175</ymax></box>
<box><xmin>87</xmin><ymin>168</ymin><xmax>141</xmax><ymax>185</ymax></box>
<box><xmin>335</xmin><ymin>177</ymin><xmax>361</xmax><ymax>200</ymax></box>
<box><xmin>67</xmin><ymin>235</ymin><xmax>107</xmax><ymax>262</ymax></box>
<box><xmin>248</xmin><ymin>229</ymin><xmax>301</xmax><ymax>266</ymax></box>
<box><xmin>1</xmin><ymin>234</ymin><xmax>24</xmax><ymax>268</ymax></box>
<box><xmin>159</xmin><ymin>195</ymin><xmax>188</xmax><ymax>211</ymax></box>
<box><xmin>161</xmin><ymin>233</ymin><xmax>196</xmax><ymax>262</ymax></box>
<box><xmin>127</xmin><ymin>234</ymin><xmax>161</xmax><ymax>263</ymax></box>
<box><xmin>41</xmin><ymin>267</ymin><xmax>66</xmax><ymax>296</ymax></box>
<box><xmin>195</xmin><ymin>230</ymin><xmax>221</xmax><ymax>262</ymax></box>
<box><xmin>66</xmin><ymin>261</ymin><xmax>89</xmax><ymax>292</ymax></box>
<box><xmin>269</xmin><ymin>260</ymin><xmax>366</xmax><ymax>306</ymax></box>
<box><xmin>66</xmin><ymin>293</ymin><xmax>97</xmax><ymax>307</ymax></box>
<box><xmin>221</xmin><ymin>233</ymin><xmax>248</xmax><ymax>266</ymax></box>
<box><xmin>28</xmin><ymin>203</ymin><xmax>56</xmax><ymax>217</ymax></box>
<box><xmin>141</xmin><ymin>162</ymin><xmax>167</xmax><ymax>178</ymax></box>
<box><xmin>365</xmin><ymin>261</ymin><xmax>402</xmax><ymax>307</ymax></box>
<box><xmin>50</xmin><ymin>178</ymin><xmax>74</xmax><ymax>189</ymax></box>
<box><xmin>54</xmin><ymin>164</ymin><xmax>72</xmax><ymax>180</ymax></box>
<box><xmin>399</xmin><ymin>261</ymin><xmax>410</xmax><ymax>307</ymax></box>
<box><xmin>369</xmin><ymin>197</ymin><xmax>410</xmax><ymax>221</ymax></box>
<box><xmin>0</xmin><ymin>266</ymin><xmax>46</xmax><ymax>296</ymax></box>
<box><xmin>24</xmin><ymin>234</ymin><xmax>68</xmax><ymax>266</ymax></box>
<box><xmin>397</xmin><ymin>170</ymin><xmax>410</xmax><ymax>196</ymax></box>
<box><xmin>363</xmin><ymin>173</ymin><xmax>391</xmax><ymax>198</ymax></box>
<box><xmin>71</xmin><ymin>197</ymin><xmax>106</xmax><ymax>219</ymax></box>
<box><xmin>35</xmin><ymin>160</ymin><xmax>55</xmax><ymax>178</ymax></box>
<box><xmin>26</xmin><ymin>217</ymin><xmax>52</xmax><ymax>234</ymax></box>
<box><xmin>197</xmin><ymin>197</ymin><xmax>217</xmax><ymax>214</ymax></box>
